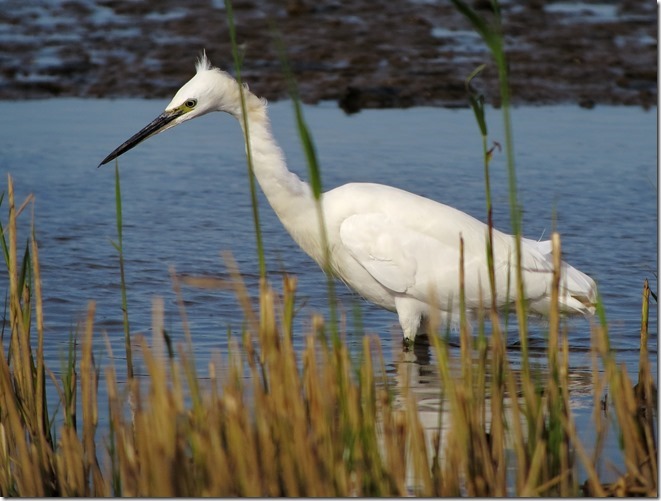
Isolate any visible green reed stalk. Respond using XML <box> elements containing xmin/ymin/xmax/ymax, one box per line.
<box><xmin>60</xmin><ymin>330</ymin><xmax>77</xmax><ymax>430</ymax></box>
<box><xmin>452</xmin><ymin>5</ymin><xmax>550</xmax><ymax>487</ymax></box>
<box><xmin>225</xmin><ymin>0</ymin><xmax>266</xmax><ymax>281</ymax></box>
<box><xmin>638</xmin><ymin>279</ymin><xmax>651</xmax><ymax>386</ymax></box>
<box><xmin>272</xmin><ymin>34</ymin><xmax>339</xmax><ymax>345</ymax></box>
<box><xmin>111</xmin><ymin>164</ymin><xmax>133</xmax><ymax>379</ymax></box>
<box><xmin>464</xmin><ymin>51</ymin><xmax>510</xmax><ymax>496</ymax></box>
<box><xmin>458</xmin><ymin>237</ymin><xmax>470</xmax><ymax>385</ymax></box>
<box><xmin>7</xmin><ymin>180</ymin><xmax>38</xmax><ymax>426</ymax></box>
<box><xmin>636</xmin><ymin>279</ymin><xmax>657</xmax><ymax>483</ymax></box>
<box><xmin>30</xmin><ymin>216</ymin><xmax>55</xmax><ymax>455</ymax></box>
<box><xmin>465</xmin><ymin>65</ymin><xmax>498</xmax><ymax>304</ymax></box>
<box><xmin>291</xmin><ymin>97</ymin><xmax>339</xmax><ymax>343</ymax></box>
<box><xmin>451</xmin><ymin>0</ymin><xmax>529</xmax><ymax>364</ymax></box>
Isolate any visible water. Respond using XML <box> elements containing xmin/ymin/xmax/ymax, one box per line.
<box><xmin>0</xmin><ymin>99</ymin><xmax>656</xmax><ymax>482</ymax></box>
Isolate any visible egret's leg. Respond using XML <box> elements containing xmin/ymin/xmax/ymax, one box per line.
<box><xmin>394</xmin><ymin>296</ymin><xmax>425</xmax><ymax>345</ymax></box>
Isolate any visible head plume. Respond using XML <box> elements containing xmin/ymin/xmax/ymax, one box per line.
<box><xmin>195</xmin><ymin>50</ymin><xmax>213</xmax><ymax>73</ymax></box>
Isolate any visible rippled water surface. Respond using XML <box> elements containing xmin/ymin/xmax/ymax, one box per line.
<box><xmin>0</xmin><ymin>99</ymin><xmax>656</xmax><ymax>480</ymax></box>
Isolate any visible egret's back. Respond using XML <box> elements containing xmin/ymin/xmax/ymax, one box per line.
<box><xmin>325</xmin><ymin>182</ymin><xmax>596</xmax><ymax>332</ymax></box>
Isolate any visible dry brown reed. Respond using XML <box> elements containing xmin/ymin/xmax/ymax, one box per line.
<box><xmin>0</xmin><ymin>173</ymin><xmax>657</xmax><ymax>496</ymax></box>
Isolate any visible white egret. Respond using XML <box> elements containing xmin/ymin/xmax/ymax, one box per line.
<box><xmin>99</xmin><ymin>53</ymin><xmax>597</xmax><ymax>343</ymax></box>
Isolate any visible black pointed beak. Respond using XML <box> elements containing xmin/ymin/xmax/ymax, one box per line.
<box><xmin>98</xmin><ymin>110</ymin><xmax>183</xmax><ymax>167</ymax></box>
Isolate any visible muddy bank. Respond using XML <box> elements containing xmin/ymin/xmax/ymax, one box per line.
<box><xmin>0</xmin><ymin>0</ymin><xmax>656</xmax><ymax>111</ymax></box>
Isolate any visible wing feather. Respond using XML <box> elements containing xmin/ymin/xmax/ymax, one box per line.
<box><xmin>340</xmin><ymin>213</ymin><xmax>468</xmax><ymax>304</ymax></box>
<box><xmin>331</xmin><ymin>184</ymin><xmax>593</xmax><ymax>317</ymax></box>
<box><xmin>339</xmin><ymin>213</ymin><xmax>417</xmax><ymax>293</ymax></box>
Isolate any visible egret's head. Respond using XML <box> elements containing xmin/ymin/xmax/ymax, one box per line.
<box><xmin>99</xmin><ymin>51</ymin><xmax>240</xmax><ymax>167</ymax></box>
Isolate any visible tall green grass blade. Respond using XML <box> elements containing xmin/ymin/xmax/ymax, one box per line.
<box><xmin>225</xmin><ymin>0</ymin><xmax>266</xmax><ymax>280</ymax></box>
<box><xmin>113</xmin><ymin>163</ymin><xmax>133</xmax><ymax>379</ymax></box>
<box><xmin>466</xmin><ymin>64</ymin><xmax>488</xmax><ymax>137</ymax></box>
<box><xmin>594</xmin><ymin>290</ymin><xmax>609</xmax><ymax>352</ymax></box>
<box><xmin>454</xmin><ymin>0</ymin><xmax>529</xmax><ymax>385</ymax></box>
<box><xmin>465</xmin><ymin>64</ymin><xmax>498</xmax><ymax>307</ymax></box>
<box><xmin>30</xmin><ymin>219</ymin><xmax>53</xmax><ymax>448</ymax></box>
<box><xmin>0</xmin><ymin>192</ymin><xmax>8</xmax><ymax>270</ymax></box>
<box><xmin>273</xmin><ymin>30</ymin><xmax>339</xmax><ymax>344</ymax></box>
<box><xmin>18</xmin><ymin>243</ymin><xmax>32</xmax><ymax>330</ymax></box>
<box><xmin>60</xmin><ymin>329</ymin><xmax>77</xmax><ymax>429</ymax></box>
<box><xmin>450</xmin><ymin>0</ymin><xmax>499</xmax><ymax>53</ymax></box>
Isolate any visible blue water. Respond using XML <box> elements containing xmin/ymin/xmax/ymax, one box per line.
<box><xmin>0</xmin><ymin>99</ymin><xmax>656</xmax><ymax>481</ymax></box>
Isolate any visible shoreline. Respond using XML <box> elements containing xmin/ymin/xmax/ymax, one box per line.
<box><xmin>0</xmin><ymin>1</ymin><xmax>656</xmax><ymax>112</ymax></box>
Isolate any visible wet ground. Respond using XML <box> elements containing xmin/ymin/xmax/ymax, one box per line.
<box><xmin>0</xmin><ymin>0</ymin><xmax>656</xmax><ymax>112</ymax></box>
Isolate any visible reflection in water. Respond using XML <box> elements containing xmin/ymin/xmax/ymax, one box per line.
<box><xmin>392</xmin><ymin>335</ymin><xmax>443</xmax><ymax>432</ymax></box>
<box><xmin>386</xmin><ymin>330</ymin><xmax>649</xmax><ymax>487</ymax></box>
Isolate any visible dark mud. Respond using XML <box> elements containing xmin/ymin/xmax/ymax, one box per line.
<box><xmin>0</xmin><ymin>0</ymin><xmax>656</xmax><ymax>112</ymax></box>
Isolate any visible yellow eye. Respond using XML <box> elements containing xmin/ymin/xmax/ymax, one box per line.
<box><xmin>185</xmin><ymin>99</ymin><xmax>197</xmax><ymax>108</ymax></box>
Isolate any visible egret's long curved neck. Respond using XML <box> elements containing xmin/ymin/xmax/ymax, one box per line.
<box><xmin>231</xmin><ymin>88</ymin><xmax>319</xmax><ymax>256</ymax></box>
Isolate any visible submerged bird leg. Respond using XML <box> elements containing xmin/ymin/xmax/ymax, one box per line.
<box><xmin>395</xmin><ymin>296</ymin><xmax>425</xmax><ymax>345</ymax></box>
<box><xmin>402</xmin><ymin>316</ymin><xmax>434</xmax><ymax>350</ymax></box>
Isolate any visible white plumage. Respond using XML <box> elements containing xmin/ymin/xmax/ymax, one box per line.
<box><xmin>100</xmin><ymin>53</ymin><xmax>597</xmax><ymax>343</ymax></box>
